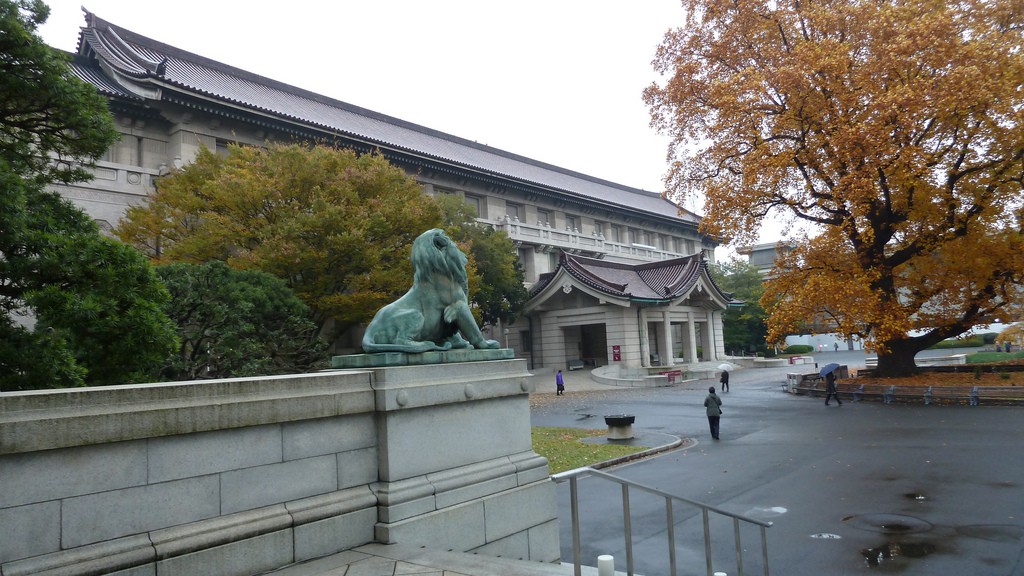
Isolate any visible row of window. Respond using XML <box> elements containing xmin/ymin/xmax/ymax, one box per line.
<box><xmin>462</xmin><ymin>193</ymin><xmax>699</xmax><ymax>255</ymax></box>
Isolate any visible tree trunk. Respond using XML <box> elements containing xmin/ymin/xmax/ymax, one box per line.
<box><xmin>874</xmin><ymin>338</ymin><xmax>927</xmax><ymax>377</ymax></box>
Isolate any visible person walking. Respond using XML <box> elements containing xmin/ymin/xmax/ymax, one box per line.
<box><xmin>720</xmin><ymin>369</ymin><xmax>730</xmax><ymax>392</ymax></box>
<box><xmin>556</xmin><ymin>370</ymin><xmax>565</xmax><ymax>396</ymax></box>
<box><xmin>824</xmin><ymin>371</ymin><xmax>842</xmax><ymax>406</ymax></box>
<box><xmin>704</xmin><ymin>386</ymin><xmax>723</xmax><ymax>440</ymax></box>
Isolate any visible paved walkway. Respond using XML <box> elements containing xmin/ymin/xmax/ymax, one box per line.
<box><xmin>530</xmin><ymin>349</ymin><xmax>1024</xmax><ymax>575</ymax></box>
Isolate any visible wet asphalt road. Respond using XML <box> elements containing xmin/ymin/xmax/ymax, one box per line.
<box><xmin>531</xmin><ymin>350</ymin><xmax>1024</xmax><ymax>575</ymax></box>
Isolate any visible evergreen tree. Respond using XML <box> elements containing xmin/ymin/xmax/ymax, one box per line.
<box><xmin>0</xmin><ymin>0</ymin><xmax>177</xmax><ymax>390</ymax></box>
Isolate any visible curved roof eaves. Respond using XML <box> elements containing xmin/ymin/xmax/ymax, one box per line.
<box><xmin>68</xmin><ymin>58</ymin><xmax>141</xmax><ymax>100</ymax></box>
<box><xmin>82</xmin><ymin>14</ymin><xmax>696</xmax><ymax>224</ymax></box>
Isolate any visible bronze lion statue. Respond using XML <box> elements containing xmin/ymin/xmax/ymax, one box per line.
<box><xmin>362</xmin><ymin>228</ymin><xmax>501</xmax><ymax>353</ymax></box>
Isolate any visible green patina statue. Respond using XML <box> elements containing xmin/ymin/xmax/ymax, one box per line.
<box><xmin>362</xmin><ymin>228</ymin><xmax>501</xmax><ymax>353</ymax></box>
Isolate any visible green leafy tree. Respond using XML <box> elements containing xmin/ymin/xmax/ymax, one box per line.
<box><xmin>1</xmin><ymin>1</ymin><xmax>118</xmax><ymax>183</ymax></box>
<box><xmin>115</xmin><ymin>142</ymin><xmax>444</xmax><ymax>340</ymax></box>
<box><xmin>157</xmin><ymin>261</ymin><xmax>326</xmax><ymax>380</ymax></box>
<box><xmin>0</xmin><ymin>0</ymin><xmax>176</xmax><ymax>390</ymax></box>
<box><xmin>710</xmin><ymin>259</ymin><xmax>767</xmax><ymax>355</ymax></box>
<box><xmin>436</xmin><ymin>194</ymin><xmax>528</xmax><ymax>326</ymax></box>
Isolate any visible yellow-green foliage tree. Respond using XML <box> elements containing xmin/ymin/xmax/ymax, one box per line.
<box><xmin>996</xmin><ymin>323</ymin><xmax>1023</xmax><ymax>349</ymax></box>
<box><xmin>645</xmin><ymin>0</ymin><xmax>1024</xmax><ymax>376</ymax></box>
<box><xmin>115</xmin><ymin>143</ymin><xmax>443</xmax><ymax>340</ymax></box>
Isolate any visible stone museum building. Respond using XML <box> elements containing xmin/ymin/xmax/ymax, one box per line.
<box><xmin>55</xmin><ymin>10</ymin><xmax>733</xmax><ymax>373</ymax></box>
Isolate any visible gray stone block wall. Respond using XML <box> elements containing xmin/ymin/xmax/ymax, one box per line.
<box><xmin>0</xmin><ymin>360</ymin><xmax>560</xmax><ymax>574</ymax></box>
<box><xmin>0</xmin><ymin>372</ymin><xmax>379</xmax><ymax>575</ymax></box>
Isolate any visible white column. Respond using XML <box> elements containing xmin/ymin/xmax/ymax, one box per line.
<box><xmin>711</xmin><ymin>310</ymin><xmax>726</xmax><ymax>360</ymax></box>
<box><xmin>706</xmin><ymin>310</ymin><xmax>717</xmax><ymax>361</ymax></box>
<box><xmin>639</xmin><ymin>308</ymin><xmax>650</xmax><ymax>368</ymax></box>
<box><xmin>661</xmin><ymin>310</ymin><xmax>674</xmax><ymax>367</ymax></box>
<box><xmin>699</xmin><ymin>311</ymin><xmax>713</xmax><ymax>361</ymax></box>
<box><xmin>686</xmin><ymin>312</ymin><xmax>698</xmax><ymax>363</ymax></box>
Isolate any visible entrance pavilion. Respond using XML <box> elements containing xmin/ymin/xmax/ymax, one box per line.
<box><xmin>522</xmin><ymin>252</ymin><xmax>735</xmax><ymax>375</ymax></box>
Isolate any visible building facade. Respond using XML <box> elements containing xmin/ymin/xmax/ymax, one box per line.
<box><xmin>57</xmin><ymin>10</ymin><xmax>730</xmax><ymax>371</ymax></box>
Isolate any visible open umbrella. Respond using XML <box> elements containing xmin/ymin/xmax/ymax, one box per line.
<box><xmin>819</xmin><ymin>362</ymin><xmax>840</xmax><ymax>377</ymax></box>
<box><xmin>718</xmin><ymin>363</ymin><xmax>733</xmax><ymax>371</ymax></box>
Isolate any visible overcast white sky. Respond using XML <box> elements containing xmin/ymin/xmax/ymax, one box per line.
<box><xmin>38</xmin><ymin>1</ymin><xmax>782</xmax><ymax>250</ymax></box>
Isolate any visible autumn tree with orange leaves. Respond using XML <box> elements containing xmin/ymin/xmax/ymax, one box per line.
<box><xmin>645</xmin><ymin>0</ymin><xmax>1024</xmax><ymax>376</ymax></box>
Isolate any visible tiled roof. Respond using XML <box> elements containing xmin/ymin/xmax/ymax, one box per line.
<box><xmin>67</xmin><ymin>54</ymin><xmax>140</xmax><ymax>100</ymax></box>
<box><xmin>72</xmin><ymin>10</ymin><xmax>703</xmax><ymax>229</ymax></box>
<box><xmin>531</xmin><ymin>252</ymin><xmax>728</xmax><ymax>303</ymax></box>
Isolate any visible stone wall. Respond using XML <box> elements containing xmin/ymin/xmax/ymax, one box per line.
<box><xmin>0</xmin><ymin>359</ymin><xmax>558</xmax><ymax>576</ymax></box>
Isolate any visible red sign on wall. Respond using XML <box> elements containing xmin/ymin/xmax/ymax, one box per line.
<box><xmin>612</xmin><ymin>345</ymin><xmax>621</xmax><ymax>362</ymax></box>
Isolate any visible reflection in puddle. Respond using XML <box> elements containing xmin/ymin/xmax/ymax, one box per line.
<box><xmin>843</xmin><ymin>513</ymin><xmax>933</xmax><ymax>534</ymax></box>
<box><xmin>861</xmin><ymin>541</ymin><xmax>936</xmax><ymax>567</ymax></box>
<box><xmin>956</xmin><ymin>524</ymin><xmax>1024</xmax><ymax>543</ymax></box>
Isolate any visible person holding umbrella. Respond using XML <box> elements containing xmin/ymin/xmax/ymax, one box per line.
<box><xmin>717</xmin><ymin>363</ymin><xmax>731</xmax><ymax>392</ymax></box>
<box><xmin>821</xmin><ymin>363</ymin><xmax>842</xmax><ymax>406</ymax></box>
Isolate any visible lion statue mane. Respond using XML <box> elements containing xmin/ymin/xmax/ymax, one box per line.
<box><xmin>362</xmin><ymin>228</ymin><xmax>501</xmax><ymax>353</ymax></box>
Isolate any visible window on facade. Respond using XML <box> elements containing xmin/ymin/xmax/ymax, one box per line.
<box><xmin>685</xmin><ymin>239</ymin><xmax>696</xmax><ymax>254</ymax></box>
<box><xmin>565</xmin><ymin>214</ymin><xmax>578</xmax><ymax>232</ymax></box>
<box><xmin>464</xmin><ymin>194</ymin><xmax>482</xmax><ymax>218</ymax></box>
<box><xmin>644</xmin><ymin>231</ymin><xmax>654</xmax><ymax>246</ymax></box>
<box><xmin>517</xmin><ymin>247</ymin><xmax>534</xmax><ymax>282</ymax></box>
<box><xmin>629</xmin><ymin>228</ymin><xmax>639</xmax><ymax>244</ymax></box>
<box><xmin>673</xmin><ymin>238</ymin><xmax>683</xmax><ymax>253</ymax></box>
<box><xmin>610</xmin><ymin>225</ymin><xmax>622</xmax><ymax>243</ymax></box>
<box><xmin>593</xmin><ymin>221</ymin><xmax>606</xmax><ymax>238</ymax></box>
<box><xmin>506</xmin><ymin>203</ymin><xmax>521</xmax><ymax>222</ymax></box>
<box><xmin>537</xmin><ymin>208</ymin><xmax>550</xmax><ymax>226</ymax></box>
<box><xmin>548</xmin><ymin>251</ymin><xmax>560</xmax><ymax>272</ymax></box>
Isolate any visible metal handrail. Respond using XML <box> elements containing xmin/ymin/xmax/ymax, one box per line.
<box><xmin>551</xmin><ymin>466</ymin><xmax>772</xmax><ymax>576</ymax></box>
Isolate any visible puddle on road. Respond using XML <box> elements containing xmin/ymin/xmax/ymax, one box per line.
<box><xmin>861</xmin><ymin>541</ymin><xmax>937</xmax><ymax>567</ymax></box>
<box><xmin>843</xmin><ymin>513</ymin><xmax>937</xmax><ymax>569</ymax></box>
<box><xmin>956</xmin><ymin>524</ymin><xmax>1024</xmax><ymax>543</ymax></box>
<box><xmin>745</xmin><ymin>506</ymin><xmax>788</xmax><ymax>519</ymax></box>
<box><xmin>843</xmin><ymin>513</ymin><xmax>934</xmax><ymax>535</ymax></box>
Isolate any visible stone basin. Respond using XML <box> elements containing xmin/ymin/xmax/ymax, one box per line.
<box><xmin>604</xmin><ymin>415</ymin><xmax>635</xmax><ymax>440</ymax></box>
<box><xmin>604</xmin><ymin>415</ymin><xmax>635</xmax><ymax>427</ymax></box>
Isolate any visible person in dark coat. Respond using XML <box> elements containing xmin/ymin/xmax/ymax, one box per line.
<box><xmin>824</xmin><ymin>371</ymin><xmax>842</xmax><ymax>406</ymax></box>
<box><xmin>704</xmin><ymin>386</ymin><xmax>723</xmax><ymax>440</ymax></box>
<box><xmin>556</xmin><ymin>370</ymin><xmax>565</xmax><ymax>395</ymax></box>
<box><xmin>720</xmin><ymin>369</ymin><xmax>730</xmax><ymax>392</ymax></box>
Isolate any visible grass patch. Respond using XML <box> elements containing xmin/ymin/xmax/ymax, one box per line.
<box><xmin>532</xmin><ymin>427</ymin><xmax>649</xmax><ymax>474</ymax></box>
<box><xmin>966</xmin><ymin>351</ymin><xmax>1024</xmax><ymax>364</ymax></box>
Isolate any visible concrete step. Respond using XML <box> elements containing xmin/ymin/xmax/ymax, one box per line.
<box><xmin>262</xmin><ymin>543</ymin><xmax>635</xmax><ymax>576</ymax></box>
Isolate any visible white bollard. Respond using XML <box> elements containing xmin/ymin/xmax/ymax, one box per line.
<box><xmin>597</xmin><ymin>554</ymin><xmax>615</xmax><ymax>576</ymax></box>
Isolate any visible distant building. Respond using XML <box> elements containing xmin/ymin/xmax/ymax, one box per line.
<box><xmin>735</xmin><ymin>241</ymin><xmax>793</xmax><ymax>276</ymax></box>
<box><xmin>55</xmin><ymin>10</ymin><xmax>732</xmax><ymax>371</ymax></box>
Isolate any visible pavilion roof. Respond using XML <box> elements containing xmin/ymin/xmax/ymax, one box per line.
<box><xmin>530</xmin><ymin>252</ymin><xmax>734</xmax><ymax>305</ymax></box>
